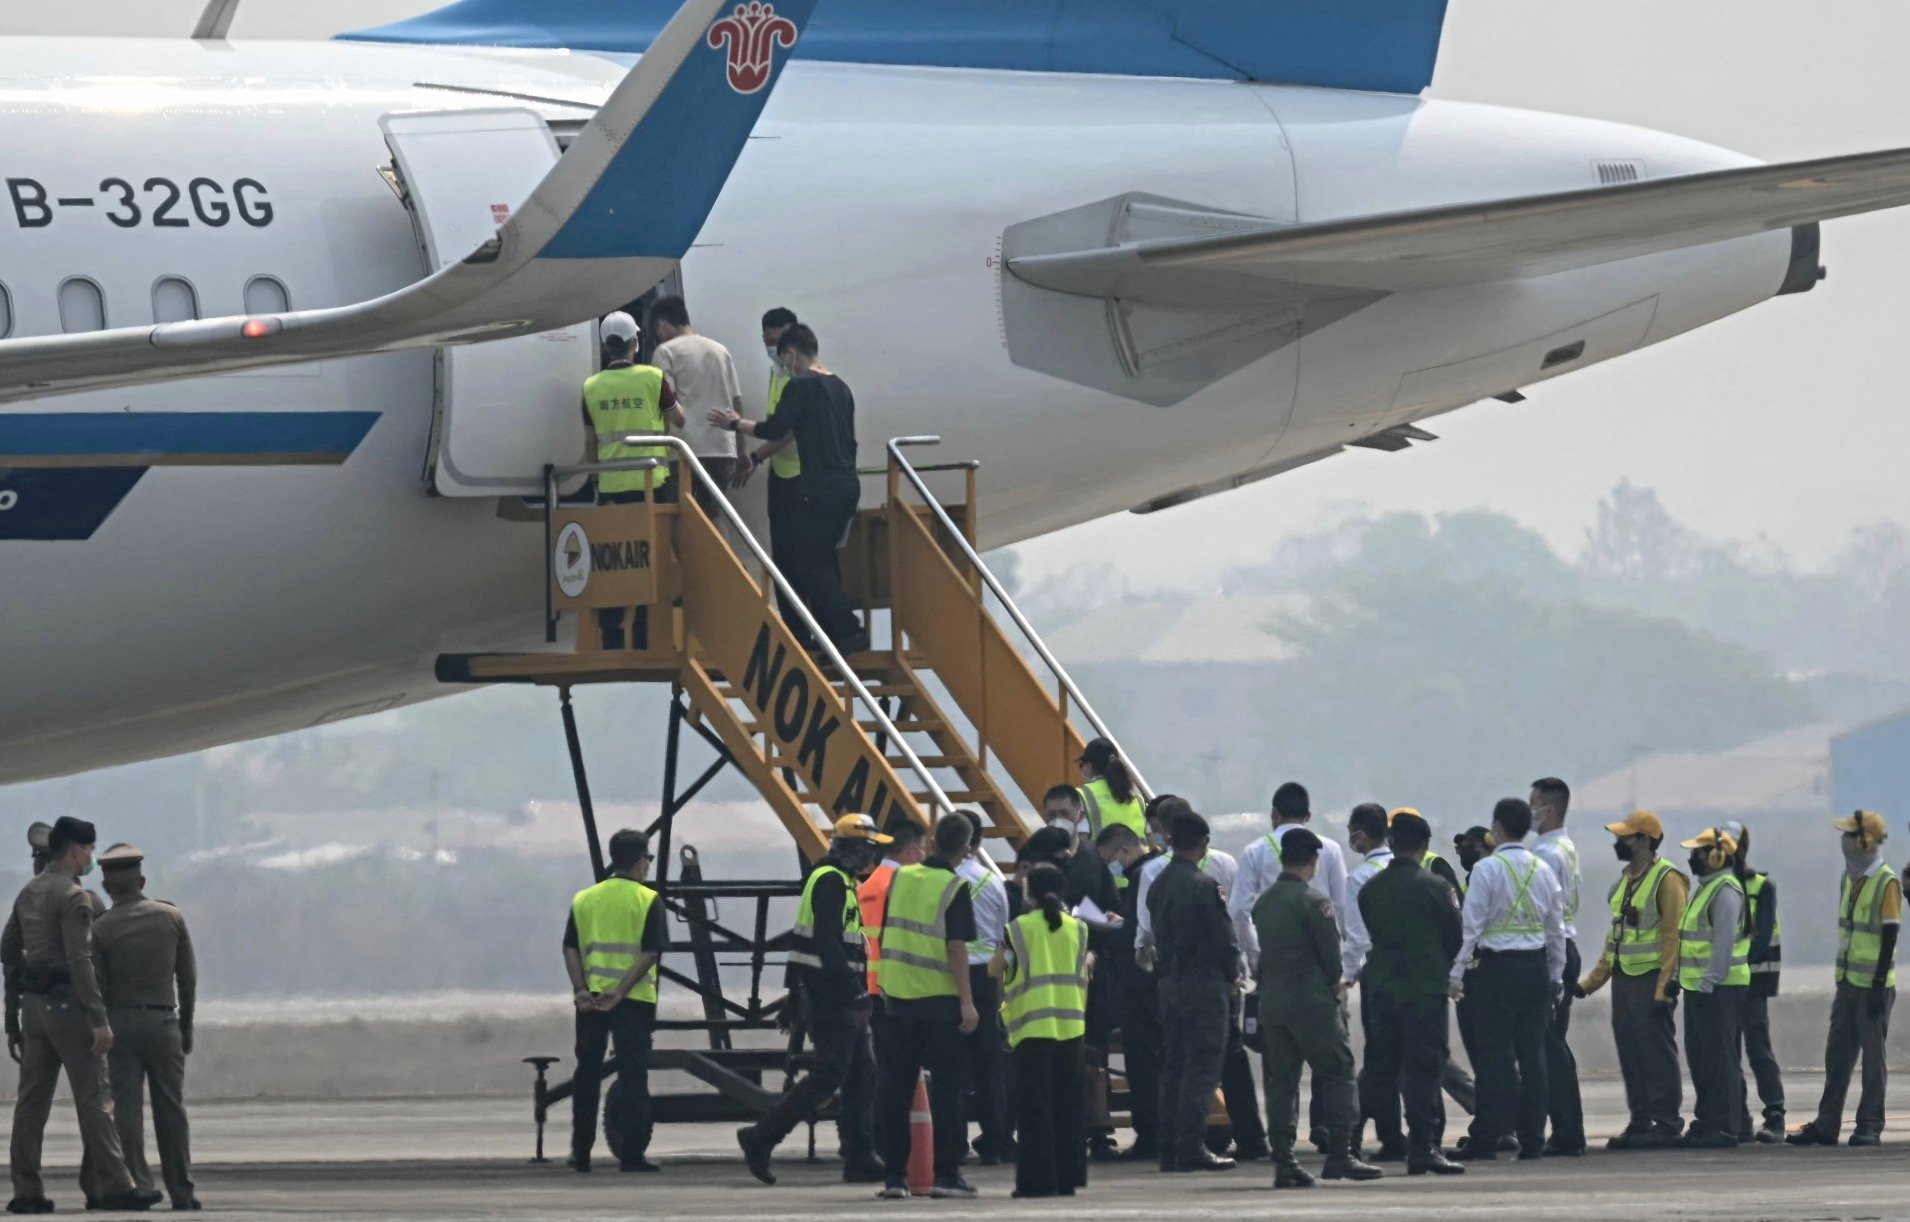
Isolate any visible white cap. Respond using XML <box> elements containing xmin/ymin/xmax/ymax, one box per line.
<box><xmin>600</xmin><ymin>311</ymin><xmax>639</xmax><ymax>345</ymax></box>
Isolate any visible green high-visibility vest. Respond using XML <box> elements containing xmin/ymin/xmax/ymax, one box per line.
<box><xmin>1482</xmin><ymin>852</ymin><xmax>1545</xmax><ymax>939</ymax></box>
<box><xmin>1677</xmin><ymin>872</ymin><xmax>1750</xmax><ymax>991</ymax></box>
<box><xmin>1745</xmin><ymin>871</ymin><xmax>1781</xmax><ymax>981</ymax></box>
<box><xmin>790</xmin><ymin>863</ymin><xmax>865</xmax><ymax>974</ymax></box>
<box><xmin>1002</xmin><ymin>911</ymin><xmax>1088</xmax><ymax>1048</ymax></box>
<box><xmin>765</xmin><ymin>368</ymin><xmax>800</xmax><ymax>479</ymax></box>
<box><xmin>1837</xmin><ymin>866</ymin><xmax>1898</xmax><ymax>988</ymax></box>
<box><xmin>877</xmin><ymin>864</ymin><xmax>968</xmax><ymax>1001</ymax></box>
<box><xmin>571</xmin><ymin>877</ymin><xmax>659</xmax><ymax>1004</ymax></box>
<box><xmin>1079</xmin><ymin>779</ymin><xmax>1145</xmax><ymax>842</ymax></box>
<box><xmin>1602</xmin><ymin>858</ymin><xmax>1681</xmax><ymax>976</ymax></box>
<box><xmin>584</xmin><ymin>364</ymin><xmax>670</xmax><ymax>494</ymax></box>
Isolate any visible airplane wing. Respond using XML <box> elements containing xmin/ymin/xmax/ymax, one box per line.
<box><xmin>1008</xmin><ymin>146</ymin><xmax>1910</xmax><ymax>306</ymax></box>
<box><xmin>0</xmin><ymin>0</ymin><xmax>817</xmax><ymax>405</ymax></box>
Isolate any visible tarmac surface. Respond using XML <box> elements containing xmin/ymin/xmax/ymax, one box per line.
<box><xmin>14</xmin><ymin>1073</ymin><xmax>1910</xmax><ymax>1218</ymax></box>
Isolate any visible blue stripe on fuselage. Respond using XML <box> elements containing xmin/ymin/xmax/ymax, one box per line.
<box><xmin>0</xmin><ymin>411</ymin><xmax>380</xmax><ymax>468</ymax></box>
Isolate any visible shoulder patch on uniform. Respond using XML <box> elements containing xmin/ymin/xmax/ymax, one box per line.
<box><xmin>1316</xmin><ymin>898</ymin><xmax>1336</xmax><ymax>922</ymax></box>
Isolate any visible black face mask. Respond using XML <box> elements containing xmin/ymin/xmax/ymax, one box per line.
<box><xmin>1688</xmin><ymin>853</ymin><xmax>1709</xmax><ymax>876</ymax></box>
<box><xmin>1613</xmin><ymin>840</ymin><xmax>1635</xmax><ymax>862</ymax></box>
<box><xmin>1457</xmin><ymin>848</ymin><xmax>1482</xmax><ymax>871</ymax></box>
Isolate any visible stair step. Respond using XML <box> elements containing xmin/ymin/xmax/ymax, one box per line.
<box><xmin>858</xmin><ymin>717</ymin><xmax>941</xmax><ymax>733</ymax></box>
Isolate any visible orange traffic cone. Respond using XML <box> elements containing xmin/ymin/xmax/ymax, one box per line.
<box><xmin>907</xmin><ymin>1073</ymin><xmax>935</xmax><ymax>1196</ymax></box>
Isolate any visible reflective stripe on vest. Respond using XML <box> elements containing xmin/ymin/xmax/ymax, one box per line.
<box><xmin>1837</xmin><ymin>866</ymin><xmax>1898</xmax><ymax>988</ymax></box>
<box><xmin>583</xmin><ymin>364</ymin><xmax>670</xmax><ymax>494</ymax></box>
<box><xmin>1079</xmin><ymin>780</ymin><xmax>1145</xmax><ymax>842</ymax></box>
<box><xmin>1677</xmin><ymin>872</ymin><xmax>1750</xmax><ymax>990</ymax></box>
<box><xmin>1002</xmin><ymin>912</ymin><xmax>1088</xmax><ymax>1047</ymax></box>
<box><xmin>571</xmin><ymin>877</ymin><xmax>659</xmax><ymax>1004</ymax></box>
<box><xmin>765</xmin><ymin>367</ymin><xmax>800</xmax><ymax>479</ymax></box>
<box><xmin>790</xmin><ymin>863</ymin><xmax>865</xmax><ymax>973</ymax></box>
<box><xmin>1603</xmin><ymin>858</ymin><xmax>1678</xmax><ymax>976</ymax></box>
<box><xmin>1553</xmin><ymin>837</ymin><xmax>1581</xmax><ymax>925</ymax></box>
<box><xmin>1482</xmin><ymin>852</ymin><xmax>1544</xmax><ymax>940</ymax></box>
<box><xmin>1745</xmin><ymin>871</ymin><xmax>1781</xmax><ymax>976</ymax></box>
<box><xmin>877</xmin><ymin>865</ymin><xmax>967</xmax><ymax>1000</ymax></box>
<box><xmin>856</xmin><ymin>862</ymin><xmax>897</xmax><ymax>996</ymax></box>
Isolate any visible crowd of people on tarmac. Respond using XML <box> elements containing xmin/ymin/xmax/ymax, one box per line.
<box><xmin>566</xmin><ymin>749</ymin><xmax>1905</xmax><ymax>1199</ymax></box>
<box><xmin>4</xmin><ymin>817</ymin><xmax>198</xmax><ymax>1214</ymax></box>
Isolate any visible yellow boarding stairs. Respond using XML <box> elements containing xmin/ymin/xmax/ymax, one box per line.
<box><xmin>437</xmin><ymin>435</ymin><xmax>1152</xmax><ymax>860</ymax></box>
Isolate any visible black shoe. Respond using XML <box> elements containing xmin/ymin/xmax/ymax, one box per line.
<box><xmin>1446</xmin><ymin>1141</ymin><xmax>1496</xmax><ymax>1162</ymax></box>
<box><xmin>1088</xmin><ymin>1137</ymin><xmax>1123</xmax><ymax>1164</ymax></box>
<box><xmin>1849</xmin><ymin>1130</ymin><xmax>1883</xmax><ymax>1147</ymax></box>
<box><xmin>6</xmin><ymin>1201</ymin><xmax>53</xmax><ymax>1217</ymax></box>
<box><xmin>1541</xmin><ymin>1139</ymin><xmax>1586</xmax><ymax>1157</ymax></box>
<box><xmin>1497</xmin><ymin>1134</ymin><xmax>1520</xmax><ymax>1152</ymax></box>
<box><xmin>1407</xmin><ymin>1149</ymin><xmax>1466</xmax><ymax>1176</ymax></box>
<box><xmin>171</xmin><ymin>1201</ymin><xmax>202</xmax><ymax>1212</ymax></box>
<box><xmin>1273</xmin><ymin>1162</ymin><xmax>1315</xmax><ymax>1189</ymax></box>
<box><xmin>878</xmin><ymin>1182</ymin><xmax>911</xmax><ymax>1199</ymax></box>
<box><xmin>1626</xmin><ymin>1125</ymin><xmax>1681</xmax><ymax>1150</ymax></box>
<box><xmin>570</xmin><ymin>1153</ymin><xmax>591</xmax><ymax>1173</ymax></box>
<box><xmin>1681</xmin><ymin>1130</ymin><xmax>1738</xmax><ymax>1149</ymax></box>
<box><xmin>1173</xmin><ymin>1152</ymin><xmax>1236</xmax><ymax>1172</ymax></box>
<box><xmin>843</xmin><ymin>1159</ymin><xmax>887</xmax><ymax>1184</ymax></box>
<box><xmin>1368</xmin><ymin>1137</ymin><xmax>1408</xmax><ymax>1162</ymax></box>
<box><xmin>1754</xmin><ymin>1122</ymin><xmax>1785</xmax><ymax>1145</ymax></box>
<box><xmin>1606</xmin><ymin>1125</ymin><xmax>1648</xmax><ymax>1150</ymax></box>
<box><xmin>929</xmin><ymin>1177</ymin><xmax>977</xmax><ymax>1199</ymax></box>
<box><xmin>88</xmin><ymin>1192</ymin><xmax>155</xmax><ymax>1212</ymax></box>
<box><xmin>1786</xmin><ymin>1122</ymin><xmax>1837</xmax><ymax>1147</ymax></box>
<box><xmin>619</xmin><ymin>1157</ymin><xmax>661</xmax><ymax>1172</ymax></box>
<box><xmin>737</xmin><ymin>1126</ymin><xmax>775</xmax><ymax>1185</ymax></box>
<box><xmin>1233</xmin><ymin>1142</ymin><xmax>1271</xmax><ymax>1162</ymax></box>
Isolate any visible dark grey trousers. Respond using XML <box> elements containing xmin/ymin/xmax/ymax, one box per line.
<box><xmin>1738</xmin><ymin>990</ymin><xmax>1785</xmax><ymax>1134</ymax></box>
<box><xmin>1158</xmin><ymin>973</ymin><xmax>1230</xmax><ymax>1163</ymax></box>
<box><xmin>1814</xmin><ymin>981</ymin><xmax>1894</xmax><ymax>1136</ymax></box>
<box><xmin>1610</xmin><ymin>968</ymin><xmax>1682</xmax><ymax>1131</ymax></box>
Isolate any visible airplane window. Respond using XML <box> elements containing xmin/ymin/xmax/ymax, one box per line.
<box><xmin>0</xmin><ymin>283</ymin><xmax>11</xmax><ymax>339</ymax></box>
<box><xmin>152</xmin><ymin>276</ymin><xmax>199</xmax><ymax>324</ymax></box>
<box><xmin>58</xmin><ymin>277</ymin><xmax>105</xmax><ymax>333</ymax></box>
<box><xmin>243</xmin><ymin>275</ymin><xmax>290</xmax><ymax>315</ymax></box>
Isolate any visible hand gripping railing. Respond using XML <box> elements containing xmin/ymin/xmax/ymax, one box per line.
<box><xmin>543</xmin><ymin>437</ymin><xmax>955</xmax><ymax>820</ymax></box>
<box><xmin>886</xmin><ymin>435</ymin><xmax>1153</xmax><ymax>803</ymax></box>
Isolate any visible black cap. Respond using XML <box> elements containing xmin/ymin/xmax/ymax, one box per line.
<box><xmin>47</xmin><ymin>816</ymin><xmax>97</xmax><ymax>855</ymax></box>
<box><xmin>1455</xmin><ymin>824</ymin><xmax>1491</xmax><ymax>846</ymax></box>
<box><xmin>1078</xmin><ymin>737</ymin><xmax>1117</xmax><ymax>771</ymax></box>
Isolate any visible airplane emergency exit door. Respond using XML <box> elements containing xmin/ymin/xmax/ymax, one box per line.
<box><xmin>381</xmin><ymin>109</ymin><xmax>595</xmax><ymax>497</ymax></box>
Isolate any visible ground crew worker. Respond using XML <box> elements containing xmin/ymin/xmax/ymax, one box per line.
<box><xmin>563</xmin><ymin>828</ymin><xmax>666</xmax><ymax>1173</ymax></box>
<box><xmin>955</xmin><ymin>810</ymin><xmax>1013</xmax><ymax>1165</ymax></box>
<box><xmin>3</xmin><ymin>817</ymin><xmax>153</xmax><ymax>1214</ymax></box>
<box><xmin>1575</xmin><ymin>809</ymin><xmax>1687</xmax><ymax>1149</ymax></box>
<box><xmin>1253</xmin><ymin>827</ymin><xmax>1378</xmax><ymax>1188</ymax></box>
<box><xmin>647</xmin><ymin>295</ymin><xmax>744</xmax><ymax>517</ymax></box>
<box><xmin>583</xmin><ymin>311</ymin><xmax>686</xmax><ymax>652</ymax></box>
<box><xmin>873</xmin><ymin>813</ymin><xmax>980</xmax><ymax>1199</ymax></box>
<box><xmin>859</xmin><ymin>820</ymin><xmax>926</xmax><ymax>1002</ymax></box>
<box><xmin>1342</xmin><ymin>804</ymin><xmax>1404</xmax><ymax>1160</ymax></box>
<box><xmin>1076</xmin><ymin>739</ymin><xmax>1145</xmax><ymax>842</ymax></box>
<box><xmin>1790</xmin><ymin>810</ymin><xmax>1898</xmax><ymax>1148</ymax></box>
<box><xmin>739</xmin><ymin>815</ymin><xmax>890</xmax><ymax>1185</ymax></box>
<box><xmin>1090</xmin><ymin>823</ymin><xmax>1148</xmax><ymax>1161</ymax></box>
<box><xmin>992</xmin><ymin>862</ymin><xmax>1091</xmax><ymax>1199</ymax></box>
<box><xmin>1452</xmin><ymin>827</ymin><xmax>1492</xmax><ymax>890</ymax></box>
<box><xmin>1529</xmin><ymin>776</ymin><xmax>1586</xmax><ymax>1156</ymax></box>
<box><xmin>746</xmin><ymin>307</ymin><xmax>804</xmax><ymax>626</ymax></box>
<box><xmin>1356</xmin><ymin>811</ymin><xmax>1464</xmax><ymax>1177</ymax></box>
<box><xmin>1724</xmin><ymin>819</ymin><xmax>1786</xmax><ymax>1143</ymax></box>
<box><xmin>1148</xmin><ymin>810</ymin><xmax>1239</xmax><ymax>1173</ymax></box>
<box><xmin>1449</xmin><ymin>798</ymin><xmax>1563</xmax><ymax>1161</ymax></box>
<box><xmin>94</xmin><ymin>845</ymin><xmax>198</xmax><ymax>1210</ymax></box>
<box><xmin>710</xmin><ymin>324</ymin><xmax>870</xmax><ymax>655</ymax></box>
<box><xmin>1674</xmin><ymin>828</ymin><xmax>1749</xmax><ymax>1147</ymax></box>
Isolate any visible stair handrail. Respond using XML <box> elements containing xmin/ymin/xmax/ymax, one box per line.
<box><xmin>554</xmin><ymin>435</ymin><xmax>954</xmax><ymax>821</ymax></box>
<box><xmin>886</xmin><ymin>435</ymin><xmax>1154</xmax><ymax>803</ymax></box>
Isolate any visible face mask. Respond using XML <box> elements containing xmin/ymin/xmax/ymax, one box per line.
<box><xmin>1844</xmin><ymin>839</ymin><xmax>1882</xmax><ymax>877</ymax></box>
<box><xmin>1146</xmin><ymin>832</ymin><xmax>1167</xmax><ymax>851</ymax></box>
<box><xmin>765</xmin><ymin>347</ymin><xmax>781</xmax><ymax>365</ymax></box>
<box><xmin>1613</xmin><ymin>841</ymin><xmax>1635</xmax><ymax>862</ymax></box>
<box><xmin>80</xmin><ymin>861</ymin><xmax>94</xmax><ymax>877</ymax></box>
<box><xmin>1687</xmin><ymin>853</ymin><xmax>1709</xmax><ymax>876</ymax></box>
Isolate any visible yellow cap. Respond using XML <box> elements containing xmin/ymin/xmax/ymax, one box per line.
<box><xmin>1833</xmin><ymin>811</ymin><xmax>1888</xmax><ymax>846</ymax></box>
<box><xmin>1678</xmin><ymin>828</ymin><xmax>1738</xmax><ymax>858</ymax></box>
<box><xmin>1606</xmin><ymin>810</ymin><xmax>1664</xmax><ymax>840</ymax></box>
<box><xmin>1389</xmin><ymin>807</ymin><xmax>1420</xmax><ymax>825</ymax></box>
<box><xmin>831</xmin><ymin>814</ymin><xmax>894</xmax><ymax>845</ymax></box>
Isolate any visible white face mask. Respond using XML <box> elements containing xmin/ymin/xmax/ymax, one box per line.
<box><xmin>765</xmin><ymin>346</ymin><xmax>781</xmax><ymax>366</ymax></box>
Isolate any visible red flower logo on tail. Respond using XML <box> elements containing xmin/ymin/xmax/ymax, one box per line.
<box><xmin>707</xmin><ymin>2</ymin><xmax>800</xmax><ymax>95</ymax></box>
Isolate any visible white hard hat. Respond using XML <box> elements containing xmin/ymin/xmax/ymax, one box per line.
<box><xmin>600</xmin><ymin>311</ymin><xmax>639</xmax><ymax>345</ymax></box>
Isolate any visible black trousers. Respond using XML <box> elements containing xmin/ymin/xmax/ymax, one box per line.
<box><xmin>1611</xmin><ymin>968</ymin><xmax>1682</xmax><ymax>1131</ymax></box>
<box><xmin>756</xmin><ymin>995</ymin><xmax>875</xmax><ymax>1161</ymax></box>
<box><xmin>766</xmin><ymin>472</ymin><xmax>804</xmax><ymax>641</ymax></box>
<box><xmin>1118</xmin><ymin>973</ymin><xmax>1163</xmax><ymax>1151</ymax></box>
<box><xmin>1158</xmin><ymin>973</ymin><xmax>1230</xmax><ymax>1163</ymax></box>
<box><xmin>594</xmin><ymin>485</ymin><xmax>675</xmax><ymax>651</ymax></box>
<box><xmin>1361</xmin><ymin>989</ymin><xmax>1449</xmax><ymax>1154</ymax></box>
<box><xmin>784</xmin><ymin>478</ymin><xmax>863</xmax><ymax>650</ymax></box>
<box><xmin>572</xmin><ymin>999</ymin><xmax>654</xmax><ymax>1164</ymax></box>
<box><xmin>1218</xmin><ymin>991</ymin><xmax>1266</xmax><ymax>1154</ymax></box>
<box><xmin>1738</xmin><ymin>990</ymin><xmax>1786</xmax><ymax>1134</ymax></box>
<box><xmin>1545</xmin><ymin>938</ymin><xmax>1585</xmax><ymax>1148</ymax></box>
<box><xmin>1814</xmin><ymin>981</ymin><xmax>1894</xmax><ymax>1136</ymax></box>
<box><xmin>1683</xmin><ymin>986</ymin><xmax>1745</xmax><ymax>1139</ymax></box>
<box><xmin>964</xmin><ymin>966</ymin><xmax>1011</xmax><ymax>1156</ymax></box>
<box><xmin>875</xmin><ymin>1009</ymin><xmax>966</xmax><ymax>1182</ymax></box>
<box><xmin>1013</xmin><ymin>1038</ymin><xmax>1086</xmax><ymax>1198</ymax></box>
<box><xmin>1466</xmin><ymin>950</ymin><xmax>1550</xmax><ymax>1152</ymax></box>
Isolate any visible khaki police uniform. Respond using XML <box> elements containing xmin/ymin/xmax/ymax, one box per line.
<box><xmin>2</xmin><ymin>865</ymin><xmax>138</xmax><ymax>1205</ymax></box>
<box><xmin>95</xmin><ymin>845</ymin><xmax>197</xmax><ymax>1207</ymax></box>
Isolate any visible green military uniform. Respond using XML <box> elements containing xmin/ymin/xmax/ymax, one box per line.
<box><xmin>1147</xmin><ymin>856</ymin><xmax>1238</xmax><ymax>1168</ymax></box>
<box><xmin>1254</xmin><ymin>872</ymin><xmax>1359</xmax><ymax>1168</ymax></box>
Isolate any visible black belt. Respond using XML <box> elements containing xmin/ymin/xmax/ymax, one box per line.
<box><xmin>1477</xmin><ymin>947</ymin><xmax>1546</xmax><ymax>958</ymax></box>
<box><xmin>110</xmin><ymin>1004</ymin><xmax>176</xmax><ymax>1011</ymax></box>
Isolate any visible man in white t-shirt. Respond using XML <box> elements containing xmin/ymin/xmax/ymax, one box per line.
<box><xmin>648</xmin><ymin>295</ymin><xmax>743</xmax><ymax>516</ymax></box>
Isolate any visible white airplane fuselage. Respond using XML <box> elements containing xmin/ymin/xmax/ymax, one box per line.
<box><xmin>0</xmin><ymin>37</ymin><xmax>1795</xmax><ymax>782</ymax></box>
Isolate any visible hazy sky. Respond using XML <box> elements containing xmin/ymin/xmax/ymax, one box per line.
<box><xmin>15</xmin><ymin>1</ymin><xmax>1910</xmax><ymax>587</ymax></box>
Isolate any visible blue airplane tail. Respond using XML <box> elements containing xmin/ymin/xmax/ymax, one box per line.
<box><xmin>345</xmin><ymin>0</ymin><xmax>1452</xmax><ymax>96</ymax></box>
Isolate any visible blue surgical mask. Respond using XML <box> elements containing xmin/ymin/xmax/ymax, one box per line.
<box><xmin>764</xmin><ymin>346</ymin><xmax>781</xmax><ymax>365</ymax></box>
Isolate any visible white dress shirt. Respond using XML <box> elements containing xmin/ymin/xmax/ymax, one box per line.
<box><xmin>1228</xmin><ymin>823</ymin><xmax>1349</xmax><ymax>972</ymax></box>
<box><xmin>957</xmin><ymin>857</ymin><xmax>1010</xmax><ymax>966</ymax></box>
<box><xmin>1136</xmin><ymin>847</ymin><xmax>1238</xmax><ymax>951</ymax></box>
<box><xmin>1451</xmin><ymin>841</ymin><xmax>1566</xmax><ymax>986</ymax></box>
<box><xmin>1531</xmin><ymin>827</ymin><xmax>1582</xmax><ymax>941</ymax></box>
<box><xmin>1340</xmin><ymin>846</ymin><xmax>1394</xmax><ymax>984</ymax></box>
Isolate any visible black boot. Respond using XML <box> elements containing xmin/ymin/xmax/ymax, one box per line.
<box><xmin>1407</xmin><ymin>1145</ymin><xmax>1466</xmax><ymax>1176</ymax></box>
<box><xmin>1321</xmin><ymin>1127</ymin><xmax>1382</xmax><ymax>1182</ymax></box>
<box><xmin>1269</xmin><ymin>1129</ymin><xmax>1314</xmax><ymax>1189</ymax></box>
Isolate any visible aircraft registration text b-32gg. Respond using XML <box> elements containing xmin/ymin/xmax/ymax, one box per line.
<box><xmin>3</xmin><ymin>0</ymin><xmax>1910</xmax><ymax>784</ymax></box>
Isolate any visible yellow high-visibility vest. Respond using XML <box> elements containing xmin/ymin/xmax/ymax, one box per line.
<box><xmin>1677</xmin><ymin>872</ymin><xmax>1750</xmax><ymax>991</ymax></box>
<box><xmin>766</xmin><ymin>367</ymin><xmax>800</xmax><ymax>479</ymax></box>
<box><xmin>571</xmin><ymin>877</ymin><xmax>659</xmax><ymax>1004</ymax></box>
<box><xmin>1745</xmin><ymin>871</ymin><xmax>1781</xmax><ymax>981</ymax></box>
<box><xmin>1078</xmin><ymin>779</ymin><xmax>1145</xmax><ymax>842</ymax></box>
<box><xmin>877</xmin><ymin>864</ymin><xmax>967</xmax><ymax>1001</ymax></box>
<box><xmin>1602</xmin><ymin>858</ymin><xmax>1681</xmax><ymax>976</ymax></box>
<box><xmin>1002</xmin><ymin>911</ymin><xmax>1088</xmax><ymax>1047</ymax></box>
<box><xmin>790</xmin><ymin>863</ymin><xmax>864</xmax><ymax>975</ymax></box>
<box><xmin>1837</xmin><ymin>866</ymin><xmax>1898</xmax><ymax>988</ymax></box>
<box><xmin>584</xmin><ymin>364</ymin><xmax>670</xmax><ymax>494</ymax></box>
